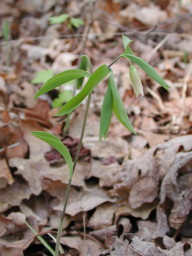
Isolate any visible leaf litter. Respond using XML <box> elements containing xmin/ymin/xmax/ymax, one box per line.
<box><xmin>0</xmin><ymin>0</ymin><xmax>192</xmax><ymax>255</ymax></box>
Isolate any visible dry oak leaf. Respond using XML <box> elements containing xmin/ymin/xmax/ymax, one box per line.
<box><xmin>88</xmin><ymin>202</ymin><xmax>118</xmax><ymax>230</ymax></box>
<box><xmin>60</xmin><ymin>236</ymin><xmax>103</xmax><ymax>256</ymax></box>
<box><xmin>0</xmin><ymin>178</ymin><xmax>32</xmax><ymax>213</ymax></box>
<box><xmin>54</xmin><ymin>189</ymin><xmax>115</xmax><ymax>217</ymax></box>
<box><xmin>156</xmin><ymin>151</ymin><xmax>192</xmax><ymax>236</ymax></box>
<box><xmin>0</xmin><ymin>125</ymin><xmax>28</xmax><ymax>160</ymax></box>
<box><xmin>0</xmin><ymin>159</ymin><xmax>14</xmax><ymax>189</ymax></box>
<box><xmin>114</xmin><ymin>135</ymin><xmax>192</xmax><ymax>209</ymax></box>
<box><xmin>0</xmin><ymin>212</ymin><xmax>33</xmax><ymax>256</ymax></box>
<box><xmin>88</xmin><ymin>160</ymin><xmax>123</xmax><ymax>188</ymax></box>
<box><xmin>84</xmin><ymin>137</ymin><xmax>129</xmax><ymax>159</ymax></box>
<box><xmin>90</xmin><ymin>225</ymin><xmax>117</xmax><ymax>243</ymax></box>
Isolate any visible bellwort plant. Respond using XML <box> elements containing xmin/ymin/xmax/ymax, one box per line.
<box><xmin>30</xmin><ymin>35</ymin><xmax>170</xmax><ymax>256</ymax></box>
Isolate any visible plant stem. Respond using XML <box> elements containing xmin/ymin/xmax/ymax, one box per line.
<box><xmin>63</xmin><ymin>113</ymin><xmax>70</xmax><ymax>136</ymax></box>
<box><xmin>25</xmin><ymin>221</ymin><xmax>55</xmax><ymax>256</ymax></box>
<box><xmin>73</xmin><ymin>93</ymin><xmax>91</xmax><ymax>171</ymax></box>
<box><xmin>108</xmin><ymin>56</ymin><xmax>121</xmax><ymax>68</ymax></box>
<box><xmin>54</xmin><ymin>93</ymin><xmax>92</xmax><ymax>256</ymax></box>
<box><xmin>62</xmin><ymin>1</ymin><xmax>97</xmax><ymax>136</ymax></box>
<box><xmin>55</xmin><ymin>178</ymin><xmax>72</xmax><ymax>256</ymax></box>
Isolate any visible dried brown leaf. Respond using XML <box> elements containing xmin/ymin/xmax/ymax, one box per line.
<box><xmin>0</xmin><ymin>159</ymin><xmax>14</xmax><ymax>189</ymax></box>
<box><xmin>88</xmin><ymin>203</ymin><xmax>117</xmax><ymax>230</ymax></box>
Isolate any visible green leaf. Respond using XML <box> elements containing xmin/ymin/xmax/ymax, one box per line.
<box><xmin>77</xmin><ymin>55</ymin><xmax>92</xmax><ymax>89</ymax></box>
<box><xmin>32</xmin><ymin>70</ymin><xmax>54</xmax><ymax>84</ymax></box>
<box><xmin>59</xmin><ymin>90</ymin><xmax>73</xmax><ymax>102</ymax></box>
<box><xmin>47</xmin><ymin>233</ymin><xmax>64</xmax><ymax>254</ymax></box>
<box><xmin>25</xmin><ymin>221</ymin><xmax>55</xmax><ymax>256</ymax></box>
<box><xmin>122</xmin><ymin>35</ymin><xmax>132</xmax><ymax>49</ymax></box>
<box><xmin>122</xmin><ymin>35</ymin><xmax>134</xmax><ymax>55</ymax></box>
<box><xmin>122</xmin><ymin>54</ymin><xmax>170</xmax><ymax>90</ymax></box>
<box><xmin>52</xmin><ymin>97</ymin><xmax>63</xmax><ymax>108</ymax></box>
<box><xmin>34</xmin><ymin>69</ymin><xmax>90</xmax><ymax>98</ymax></box>
<box><xmin>109</xmin><ymin>73</ymin><xmax>136</xmax><ymax>134</ymax></box>
<box><xmin>49</xmin><ymin>14</ymin><xmax>69</xmax><ymax>24</ymax></box>
<box><xmin>56</xmin><ymin>64</ymin><xmax>111</xmax><ymax>116</ymax></box>
<box><xmin>99</xmin><ymin>82</ymin><xmax>113</xmax><ymax>140</ymax></box>
<box><xmin>52</xmin><ymin>90</ymin><xmax>73</xmax><ymax>108</ymax></box>
<box><xmin>32</xmin><ymin>131</ymin><xmax>73</xmax><ymax>179</ymax></box>
<box><xmin>70</xmin><ymin>18</ymin><xmax>84</xmax><ymax>28</ymax></box>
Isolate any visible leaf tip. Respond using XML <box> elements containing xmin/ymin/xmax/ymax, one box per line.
<box><xmin>54</xmin><ymin>111</ymin><xmax>66</xmax><ymax>117</ymax></box>
<box><xmin>31</xmin><ymin>131</ymin><xmax>38</xmax><ymax>137</ymax></box>
<box><xmin>33</xmin><ymin>94</ymin><xmax>38</xmax><ymax>99</ymax></box>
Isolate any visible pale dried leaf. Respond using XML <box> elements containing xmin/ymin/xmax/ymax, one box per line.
<box><xmin>0</xmin><ymin>159</ymin><xmax>14</xmax><ymax>189</ymax></box>
<box><xmin>61</xmin><ymin>236</ymin><xmax>103</xmax><ymax>256</ymax></box>
<box><xmin>55</xmin><ymin>189</ymin><xmax>115</xmax><ymax>216</ymax></box>
<box><xmin>88</xmin><ymin>203</ymin><xmax>117</xmax><ymax>230</ymax></box>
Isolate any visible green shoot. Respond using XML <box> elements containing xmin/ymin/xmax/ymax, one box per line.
<box><xmin>25</xmin><ymin>220</ymin><xmax>55</xmax><ymax>256</ymax></box>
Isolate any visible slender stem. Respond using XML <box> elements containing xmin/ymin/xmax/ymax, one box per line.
<box><xmin>54</xmin><ymin>93</ymin><xmax>92</xmax><ymax>256</ymax></box>
<box><xmin>63</xmin><ymin>114</ymin><xmax>70</xmax><ymax>136</ymax></box>
<box><xmin>25</xmin><ymin>221</ymin><xmax>55</xmax><ymax>256</ymax></box>
<box><xmin>108</xmin><ymin>56</ymin><xmax>121</xmax><ymax>68</ymax></box>
<box><xmin>62</xmin><ymin>0</ymin><xmax>97</xmax><ymax>136</ymax></box>
<box><xmin>55</xmin><ymin>178</ymin><xmax>72</xmax><ymax>256</ymax></box>
<box><xmin>73</xmin><ymin>93</ymin><xmax>91</xmax><ymax>171</ymax></box>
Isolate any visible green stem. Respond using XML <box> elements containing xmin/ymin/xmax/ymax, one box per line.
<box><xmin>62</xmin><ymin>1</ymin><xmax>97</xmax><ymax>136</ymax></box>
<box><xmin>73</xmin><ymin>93</ymin><xmax>91</xmax><ymax>171</ymax></box>
<box><xmin>63</xmin><ymin>113</ymin><xmax>70</xmax><ymax>136</ymax></box>
<box><xmin>54</xmin><ymin>178</ymin><xmax>72</xmax><ymax>256</ymax></box>
<box><xmin>25</xmin><ymin>221</ymin><xmax>55</xmax><ymax>256</ymax></box>
<box><xmin>108</xmin><ymin>56</ymin><xmax>121</xmax><ymax>68</ymax></box>
<box><xmin>54</xmin><ymin>93</ymin><xmax>92</xmax><ymax>256</ymax></box>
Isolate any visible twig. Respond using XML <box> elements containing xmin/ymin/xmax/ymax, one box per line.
<box><xmin>182</xmin><ymin>62</ymin><xmax>192</xmax><ymax>104</ymax></box>
<box><xmin>117</xmin><ymin>239</ymin><xmax>143</xmax><ymax>256</ymax></box>
<box><xmin>1</xmin><ymin>32</ymin><xmax>192</xmax><ymax>47</ymax></box>
<box><xmin>146</xmin><ymin>87</ymin><xmax>167</xmax><ymax>112</ymax></box>
<box><xmin>62</xmin><ymin>231</ymin><xmax>106</xmax><ymax>249</ymax></box>
<box><xmin>82</xmin><ymin>212</ymin><xmax>86</xmax><ymax>241</ymax></box>
<box><xmin>147</xmin><ymin>34</ymin><xmax>170</xmax><ymax>62</ymax></box>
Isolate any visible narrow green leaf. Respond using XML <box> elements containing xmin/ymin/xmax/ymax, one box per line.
<box><xmin>34</xmin><ymin>69</ymin><xmax>91</xmax><ymax>99</ymax></box>
<box><xmin>25</xmin><ymin>221</ymin><xmax>55</xmax><ymax>256</ymax></box>
<box><xmin>49</xmin><ymin>14</ymin><xmax>69</xmax><ymax>24</ymax></box>
<box><xmin>122</xmin><ymin>35</ymin><xmax>134</xmax><ymax>55</ymax></box>
<box><xmin>56</xmin><ymin>64</ymin><xmax>111</xmax><ymax>116</ymax></box>
<box><xmin>32</xmin><ymin>131</ymin><xmax>73</xmax><ymax>179</ymax></box>
<box><xmin>99</xmin><ymin>82</ymin><xmax>113</xmax><ymax>140</ymax></box>
<box><xmin>109</xmin><ymin>73</ymin><xmax>136</xmax><ymax>134</ymax></box>
<box><xmin>47</xmin><ymin>233</ymin><xmax>64</xmax><ymax>254</ymax></box>
<box><xmin>122</xmin><ymin>54</ymin><xmax>170</xmax><ymax>90</ymax></box>
<box><xmin>77</xmin><ymin>55</ymin><xmax>92</xmax><ymax>89</ymax></box>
